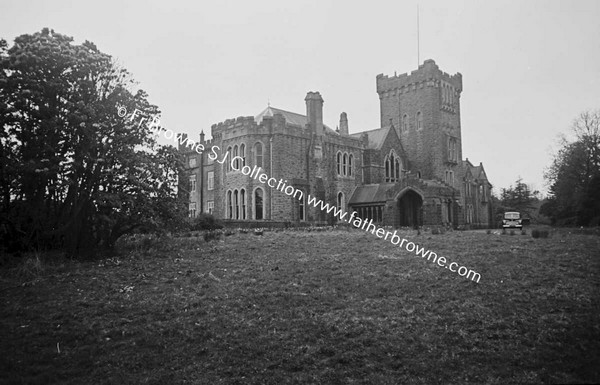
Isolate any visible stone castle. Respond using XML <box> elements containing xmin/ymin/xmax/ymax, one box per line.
<box><xmin>180</xmin><ymin>59</ymin><xmax>493</xmax><ymax>228</ymax></box>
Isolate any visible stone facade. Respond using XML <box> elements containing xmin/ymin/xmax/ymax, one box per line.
<box><xmin>182</xmin><ymin>60</ymin><xmax>494</xmax><ymax>228</ymax></box>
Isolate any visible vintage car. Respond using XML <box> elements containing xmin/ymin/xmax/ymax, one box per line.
<box><xmin>503</xmin><ymin>211</ymin><xmax>523</xmax><ymax>229</ymax></box>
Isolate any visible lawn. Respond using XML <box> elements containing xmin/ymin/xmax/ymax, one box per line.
<box><xmin>1</xmin><ymin>227</ymin><xmax>599</xmax><ymax>384</ymax></box>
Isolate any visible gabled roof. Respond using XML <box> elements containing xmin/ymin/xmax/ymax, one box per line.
<box><xmin>463</xmin><ymin>159</ymin><xmax>490</xmax><ymax>184</ymax></box>
<box><xmin>349</xmin><ymin>126</ymin><xmax>391</xmax><ymax>150</ymax></box>
<box><xmin>254</xmin><ymin>106</ymin><xmax>337</xmax><ymax>134</ymax></box>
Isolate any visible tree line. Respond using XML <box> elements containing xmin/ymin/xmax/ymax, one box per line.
<box><xmin>495</xmin><ymin>111</ymin><xmax>600</xmax><ymax>227</ymax></box>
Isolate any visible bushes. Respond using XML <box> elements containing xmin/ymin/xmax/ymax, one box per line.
<box><xmin>532</xmin><ymin>229</ymin><xmax>550</xmax><ymax>239</ymax></box>
<box><xmin>203</xmin><ymin>230</ymin><xmax>222</xmax><ymax>242</ymax></box>
<box><xmin>190</xmin><ymin>214</ymin><xmax>223</xmax><ymax>231</ymax></box>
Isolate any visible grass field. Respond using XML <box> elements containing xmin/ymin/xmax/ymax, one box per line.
<box><xmin>1</xmin><ymin>227</ymin><xmax>599</xmax><ymax>384</ymax></box>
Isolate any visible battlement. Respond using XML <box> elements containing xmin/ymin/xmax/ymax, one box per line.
<box><xmin>376</xmin><ymin>59</ymin><xmax>462</xmax><ymax>94</ymax></box>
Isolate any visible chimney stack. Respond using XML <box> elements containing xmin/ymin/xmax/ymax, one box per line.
<box><xmin>305</xmin><ymin>91</ymin><xmax>324</xmax><ymax>136</ymax></box>
<box><xmin>339</xmin><ymin>112</ymin><xmax>348</xmax><ymax>135</ymax></box>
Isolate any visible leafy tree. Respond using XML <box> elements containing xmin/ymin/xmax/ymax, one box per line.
<box><xmin>542</xmin><ymin>110</ymin><xmax>600</xmax><ymax>226</ymax></box>
<box><xmin>0</xmin><ymin>28</ymin><xmax>187</xmax><ymax>255</ymax></box>
<box><xmin>497</xmin><ymin>177</ymin><xmax>539</xmax><ymax>217</ymax></box>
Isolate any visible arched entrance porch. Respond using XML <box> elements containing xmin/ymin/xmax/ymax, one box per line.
<box><xmin>396</xmin><ymin>189</ymin><xmax>423</xmax><ymax>228</ymax></box>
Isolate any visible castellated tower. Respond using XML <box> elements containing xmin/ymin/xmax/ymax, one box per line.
<box><xmin>376</xmin><ymin>59</ymin><xmax>463</xmax><ymax>185</ymax></box>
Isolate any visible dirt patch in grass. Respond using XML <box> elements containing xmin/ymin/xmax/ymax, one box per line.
<box><xmin>1</xmin><ymin>228</ymin><xmax>599</xmax><ymax>384</ymax></box>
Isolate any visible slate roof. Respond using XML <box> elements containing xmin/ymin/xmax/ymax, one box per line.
<box><xmin>254</xmin><ymin>106</ymin><xmax>337</xmax><ymax>135</ymax></box>
<box><xmin>349</xmin><ymin>127</ymin><xmax>391</xmax><ymax>150</ymax></box>
<box><xmin>348</xmin><ymin>184</ymin><xmax>389</xmax><ymax>204</ymax></box>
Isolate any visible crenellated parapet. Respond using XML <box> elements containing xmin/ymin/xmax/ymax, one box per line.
<box><xmin>376</xmin><ymin>59</ymin><xmax>462</xmax><ymax>97</ymax></box>
<box><xmin>211</xmin><ymin>113</ymin><xmax>314</xmax><ymax>142</ymax></box>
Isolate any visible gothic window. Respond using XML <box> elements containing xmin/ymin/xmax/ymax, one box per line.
<box><xmin>298</xmin><ymin>190</ymin><xmax>306</xmax><ymax>221</ymax></box>
<box><xmin>226</xmin><ymin>146</ymin><xmax>232</xmax><ymax>171</ymax></box>
<box><xmin>227</xmin><ymin>190</ymin><xmax>233</xmax><ymax>219</ymax></box>
<box><xmin>384</xmin><ymin>151</ymin><xmax>401</xmax><ymax>183</ymax></box>
<box><xmin>342</xmin><ymin>153</ymin><xmax>348</xmax><ymax>176</ymax></box>
<box><xmin>337</xmin><ymin>192</ymin><xmax>345</xmax><ymax>212</ymax></box>
<box><xmin>337</xmin><ymin>152</ymin><xmax>342</xmax><ymax>176</ymax></box>
<box><xmin>233</xmin><ymin>145</ymin><xmax>239</xmax><ymax>170</ymax></box>
<box><xmin>240</xmin><ymin>189</ymin><xmax>246</xmax><ymax>220</ymax></box>
<box><xmin>348</xmin><ymin>154</ymin><xmax>353</xmax><ymax>177</ymax></box>
<box><xmin>403</xmin><ymin>114</ymin><xmax>409</xmax><ymax>132</ymax></box>
<box><xmin>416</xmin><ymin>111</ymin><xmax>423</xmax><ymax>130</ymax></box>
<box><xmin>254</xmin><ymin>188</ymin><xmax>264</xmax><ymax>220</ymax></box>
<box><xmin>240</xmin><ymin>144</ymin><xmax>246</xmax><ymax>167</ymax></box>
<box><xmin>386</xmin><ymin>156</ymin><xmax>390</xmax><ymax>181</ymax></box>
<box><xmin>234</xmin><ymin>190</ymin><xmax>239</xmax><ymax>219</ymax></box>
<box><xmin>254</xmin><ymin>142</ymin><xmax>263</xmax><ymax>169</ymax></box>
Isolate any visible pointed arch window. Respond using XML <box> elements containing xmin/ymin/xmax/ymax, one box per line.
<box><xmin>416</xmin><ymin>111</ymin><xmax>423</xmax><ymax>130</ymax></box>
<box><xmin>233</xmin><ymin>145</ymin><xmax>239</xmax><ymax>170</ymax></box>
<box><xmin>403</xmin><ymin>114</ymin><xmax>409</xmax><ymax>132</ymax></box>
<box><xmin>348</xmin><ymin>154</ymin><xmax>353</xmax><ymax>177</ymax></box>
<box><xmin>240</xmin><ymin>144</ymin><xmax>246</xmax><ymax>167</ymax></box>
<box><xmin>227</xmin><ymin>190</ymin><xmax>233</xmax><ymax>219</ymax></box>
<box><xmin>254</xmin><ymin>142</ymin><xmax>263</xmax><ymax>168</ymax></box>
<box><xmin>337</xmin><ymin>152</ymin><xmax>342</xmax><ymax>175</ymax></box>
<box><xmin>234</xmin><ymin>190</ymin><xmax>239</xmax><ymax>219</ymax></box>
<box><xmin>240</xmin><ymin>189</ymin><xmax>246</xmax><ymax>219</ymax></box>
<box><xmin>254</xmin><ymin>188</ymin><xmax>264</xmax><ymax>220</ymax></box>
<box><xmin>298</xmin><ymin>190</ymin><xmax>306</xmax><ymax>221</ymax></box>
<box><xmin>337</xmin><ymin>192</ymin><xmax>345</xmax><ymax>216</ymax></box>
<box><xmin>384</xmin><ymin>155</ymin><xmax>390</xmax><ymax>182</ymax></box>
<box><xmin>226</xmin><ymin>146</ymin><xmax>233</xmax><ymax>171</ymax></box>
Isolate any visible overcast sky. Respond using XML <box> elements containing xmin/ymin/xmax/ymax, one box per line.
<box><xmin>2</xmin><ymin>0</ymin><xmax>599</xmax><ymax>195</ymax></box>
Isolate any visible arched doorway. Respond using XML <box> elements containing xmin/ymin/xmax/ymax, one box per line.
<box><xmin>397</xmin><ymin>190</ymin><xmax>423</xmax><ymax>228</ymax></box>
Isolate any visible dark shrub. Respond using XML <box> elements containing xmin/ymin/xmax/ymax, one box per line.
<box><xmin>190</xmin><ymin>214</ymin><xmax>224</xmax><ymax>231</ymax></box>
<box><xmin>532</xmin><ymin>229</ymin><xmax>549</xmax><ymax>239</ymax></box>
<box><xmin>203</xmin><ymin>230</ymin><xmax>222</xmax><ymax>242</ymax></box>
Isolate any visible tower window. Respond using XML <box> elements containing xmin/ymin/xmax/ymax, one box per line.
<box><xmin>233</xmin><ymin>145</ymin><xmax>239</xmax><ymax>170</ymax></box>
<box><xmin>416</xmin><ymin>111</ymin><xmax>423</xmax><ymax>130</ymax></box>
<box><xmin>402</xmin><ymin>114</ymin><xmax>409</xmax><ymax>132</ymax></box>
<box><xmin>342</xmin><ymin>153</ymin><xmax>348</xmax><ymax>176</ymax></box>
<box><xmin>240</xmin><ymin>144</ymin><xmax>246</xmax><ymax>167</ymax></box>
<box><xmin>254</xmin><ymin>142</ymin><xmax>263</xmax><ymax>169</ymax></box>
<box><xmin>226</xmin><ymin>146</ymin><xmax>232</xmax><ymax>171</ymax></box>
